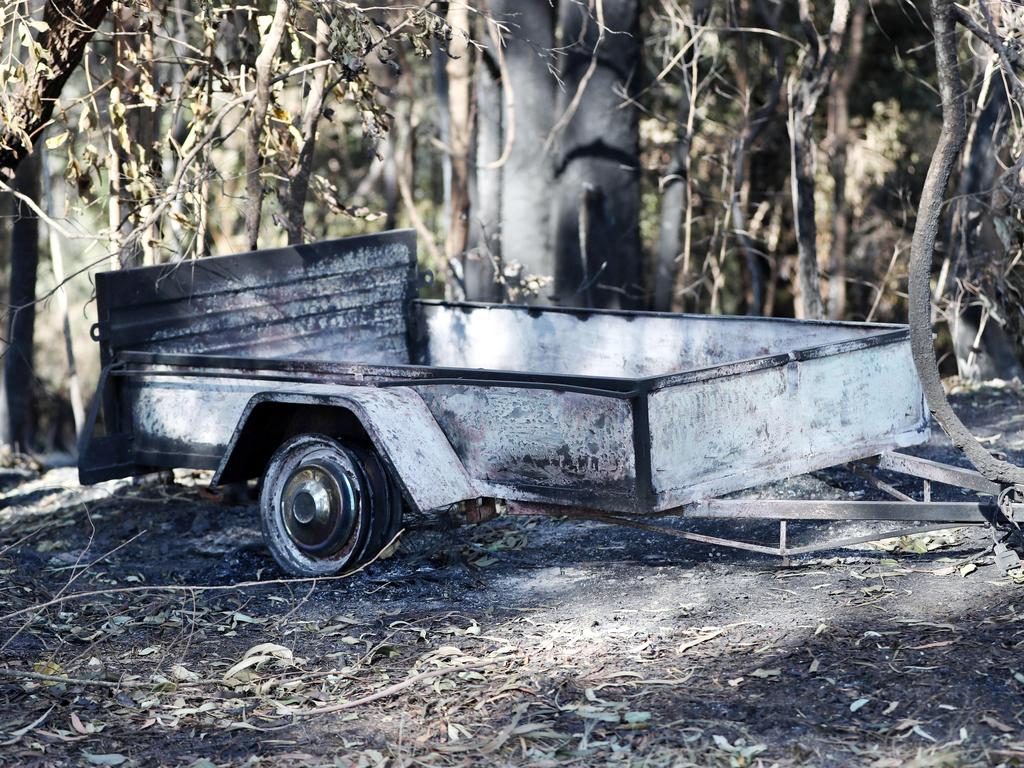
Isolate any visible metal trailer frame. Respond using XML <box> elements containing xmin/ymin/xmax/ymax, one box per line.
<box><xmin>506</xmin><ymin>451</ymin><xmax>1022</xmax><ymax>562</ymax></box>
<box><xmin>77</xmin><ymin>229</ymin><xmax>1024</xmax><ymax>569</ymax></box>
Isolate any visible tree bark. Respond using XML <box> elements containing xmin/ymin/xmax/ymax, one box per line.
<box><xmin>728</xmin><ymin>0</ymin><xmax>783</xmax><ymax>316</ymax></box>
<box><xmin>108</xmin><ymin>0</ymin><xmax>151</xmax><ymax>268</ymax></box>
<box><xmin>444</xmin><ymin>4</ymin><xmax>474</xmax><ymax>284</ymax></box>
<box><xmin>552</xmin><ymin>0</ymin><xmax>643</xmax><ymax>309</ymax></box>
<box><xmin>0</xmin><ymin>0</ymin><xmax>112</xmax><ymax>174</ymax></box>
<box><xmin>788</xmin><ymin>0</ymin><xmax>849</xmax><ymax>319</ymax></box>
<box><xmin>2</xmin><ymin>152</ymin><xmax>41</xmax><ymax>450</ymax></box>
<box><xmin>826</xmin><ymin>0</ymin><xmax>866</xmax><ymax>320</ymax></box>
<box><xmin>653</xmin><ymin>110</ymin><xmax>692</xmax><ymax>313</ymax></box>
<box><xmin>41</xmin><ymin>141</ymin><xmax>85</xmax><ymax>439</ymax></box>
<box><xmin>283</xmin><ymin>16</ymin><xmax>330</xmax><ymax>246</ymax></box>
<box><xmin>491</xmin><ymin>0</ymin><xmax>555</xmax><ymax>300</ymax></box>
<box><xmin>466</xmin><ymin>15</ymin><xmax>503</xmax><ymax>302</ymax></box>
<box><xmin>653</xmin><ymin>0</ymin><xmax>710</xmax><ymax>313</ymax></box>
<box><xmin>245</xmin><ymin>0</ymin><xmax>290</xmax><ymax>251</ymax></box>
<box><xmin>946</xmin><ymin>52</ymin><xmax>1022</xmax><ymax>381</ymax></box>
<box><xmin>431</xmin><ymin>5</ymin><xmax>452</xmax><ymax>237</ymax></box>
<box><xmin>908</xmin><ymin>0</ymin><xmax>1024</xmax><ymax>486</ymax></box>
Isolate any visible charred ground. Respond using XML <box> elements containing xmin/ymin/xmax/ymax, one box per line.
<box><xmin>1</xmin><ymin>383</ymin><xmax>1023</xmax><ymax>767</ymax></box>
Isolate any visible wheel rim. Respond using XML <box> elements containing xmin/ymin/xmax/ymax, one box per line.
<box><xmin>280</xmin><ymin>460</ymin><xmax>358</xmax><ymax>557</ymax></box>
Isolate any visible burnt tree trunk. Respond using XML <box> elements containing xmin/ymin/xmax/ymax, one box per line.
<box><xmin>908</xmin><ymin>0</ymin><xmax>1024</xmax><ymax>486</ymax></box>
<box><xmin>244</xmin><ymin>0</ymin><xmax>289</xmax><ymax>251</ymax></box>
<box><xmin>466</xmin><ymin>15</ymin><xmax>503</xmax><ymax>302</ymax></box>
<box><xmin>444</xmin><ymin>3</ymin><xmax>474</xmax><ymax>294</ymax></box>
<box><xmin>492</xmin><ymin>0</ymin><xmax>556</xmax><ymax>299</ymax></box>
<box><xmin>788</xmin><ymin>0</ymin><xmax>849</xmax><ymax>319</ymax></box>
<box><xmin>2</xmin><ymin>152</ymin><xmax>41</xmax><ymax>450</ymax></box>
<box><xmin>108</xmin><ymin>0</ymin><xmax>155</xmax><ymax>268</ymax></box>
<box><xmin>947</xmin><ymin>60</ymin><xmax>1023</xmax><ymax>381</ymax></box>
<box><xmin>652</xmin><ymin>0</ymin><xmax>710</xmax><ymax>313</ymax></box>
<box><xmin>552</xmin><ymin>0</ymin><xmax>643</xmax><ymax>309</ymax></box>
<box><xmin>826</xmin><ymin>0</ymin><xmax>866</xmax><ymax>320</ymax></box>
<box><xmin>283</xmin><ymin>16</ymin><xmax>330</xmax><ymax>246</ymax></box>
<box><xmin>728</xmin><ymin>0</ymin><xmax>783</xmax><ymax>316</ymax></box>
<box><xmin>652</xmin><ymin>98</ymin><xmax>692</xmax><ymax>313</ymax></box>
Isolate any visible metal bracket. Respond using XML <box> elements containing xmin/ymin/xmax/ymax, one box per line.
<box><xmin>994</xmin><ymin>542</ymin><xmax>1021</xmax><ymax>575</ymax></box>
<box><xmin>998</xmin><ymin>485</ymin><xmax>1024</xmax><ymax>524</ymax></box>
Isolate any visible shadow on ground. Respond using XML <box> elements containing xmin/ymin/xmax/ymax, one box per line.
<box><xmin>0</xmin><ymin>384</ymin><xmax>1022</xmax><ymax>766</ymax></box>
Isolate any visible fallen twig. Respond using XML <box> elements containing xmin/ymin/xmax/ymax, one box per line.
<box><xmin>293</xmin><ymin>660</ymin><xmax>498</xmax><ymax>716</ymax></box>
<box><xmin>0</xmin><ymin>705</ymin><xmax>54</xmax><ymax>746</ymax></box>
<box><xmin>0</xmin><ymin>530</ymin><xmax>404</xmax><ymax>629</ymax></box>
<box><xmin>0</xmin><ymin>668</ymin><xmax>141</xmax><ymax>689</ymax></box>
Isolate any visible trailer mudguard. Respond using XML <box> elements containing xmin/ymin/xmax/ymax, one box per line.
<box><xmin>212</xmin><ymin>386</ymin><xmax>479</xmax><ymax>513</ymax></box>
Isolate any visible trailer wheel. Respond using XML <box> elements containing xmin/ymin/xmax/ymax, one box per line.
<box><xmin>349</xmin><ymin>446</ymin><xmax>404</xmax><ymax>562</ymax></box>
<box><xmin>259</xmin><ymin>434</ymin><xmax>396</xmax><ymax>577</ymax></box>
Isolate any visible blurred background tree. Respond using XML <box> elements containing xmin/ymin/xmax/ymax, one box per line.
<box><xmin>0</xmin><ymin>0</ymin><xmax>1022</xmax><ymax>457</ymax></box>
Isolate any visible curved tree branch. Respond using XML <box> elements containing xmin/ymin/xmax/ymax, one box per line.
<box><xmin>0</xmin><ymin>0</ymin><xmax>113</xmax><ymax>173</ymax></box>
<box><xmin>909</xmin><ymin>0</ymin><xmax>1024</xmax><ymax>486</ymax></box>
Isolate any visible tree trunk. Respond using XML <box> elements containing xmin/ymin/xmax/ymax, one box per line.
<box><xmin>0</xmin><ymin>0</ymin><xmax>112</xmax><ymax>173</ymax></box>
<box><xmin>552</xmin><ymin>0</ymin><xmax>643</xmax><ymax>309</ymax></box>
<box><xmin>444</xmin><ymin>4</ymin><xmax>474</xmax><ymax>285</ymax></box>
<box><xmin>728</xmin><ymin>0</ymin><xmax>783</xmax><ymax>316</ymax></box>
<box><xmin>109</xmin><ymin>0</ymin><xmax>154</xmax><ymax>268</ymax></box>
<box><xmin>653</xmin><ymin>122</ymin><xmax>690</xmax><ymax>313</ymax></box>
<box><xmin>466</xmin><ymin>16</ymin><xmax>503</xmax><ymax>302</ymax></box>
<box><xmin>788</xmin><ymin>0</ymin><xmax>849</xmax><ymax>319</ymax></box>
<box><xmin>431</xmin><ymin>5</ymin><xmax>452</xmax><ymax>238</ymax></box>
<box><xmin>244</xmin><ymin>0</ymin><xmax>290</xmax><ymax>251</ymax></box>
<box><xmin>652</xmin><ymin>1</ymin><xmax>710</xmax><ymax>313</ymax></box>
<box><xmin>947</xmin><ymin>57</ymin><xmax>1022</xmax><ymax>381</ymax></box>
<box><xmin>283</xmin><ymin>16</ymin><xmax>330</xmax><ymax>246</ymax></box>
<box><xmin>42</xmin><ymin>141</ymin><xmax>86</xmax><ymax>439</ymax></box>
<box><xmin>826</xmin><ymin>0</ymin><xmax>866</xmax><ymax>320</ymax></box>
<box><xmin>908</xmin><ymin>0</ymin><xmax>1024</xmax><ymax>486</ymax></box>
<box><xmin>491</xmin><ymin>0</ymin><xmax>556</xmax><ymax>300</ymax></box>
<box><xmin>2</xmin><ymin>152</ymin><xmax>41</xmax><ymax>451</ymax></box>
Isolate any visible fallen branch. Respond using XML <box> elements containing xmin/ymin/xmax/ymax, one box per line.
<box><xmin>0</xmin><ymin>668</ymin><xmax>146</xmax><ymax>689</ymax></box>
<box><xmin>0</xmin><ymin>530</ymin><xmax>403</xmax><ymax>628</ymax></box>
<box><xmin>908</xmin><ymin>0</ymin><xmax>1024</xmax><ymax>487</ymax></box>
<box><xmin>292</xmin><ymin>660</ymin><xmax>498</xmax><ymax>715</ymax></box>
<box><xmin>0</xmin><ymin>705</ymin><xmax>53</xmax><ymax>746</ymax></box>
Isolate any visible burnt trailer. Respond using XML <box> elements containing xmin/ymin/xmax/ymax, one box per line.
<box><xmin>79</xmin><ymin>230</ymin><xmax>1023</xmax><ymax>575</ymax></box>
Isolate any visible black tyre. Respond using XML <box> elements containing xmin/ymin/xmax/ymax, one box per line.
<box><xmin>259</xmin><ymin>434</ymin><xmax>398</xmax><ymax>577</ymax></box>
<box><xmin>349</xmin><ymin>446</ymin><xmax>404</xmax><ymax>561</ymax></box>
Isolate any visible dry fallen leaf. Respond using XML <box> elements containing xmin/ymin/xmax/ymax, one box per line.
<box><xmin>82</xmin><ymin>753</ymin><xmax>127</xmax><ymax>766</ymax></box>
<box><xmin>981</xmin><ymin>714</ymin><xmax>1015</xmax><ymax>733</ymax></box>
<box><xmin>850</xmin><ymin>698</ymin><xmax>870</xmax><ymax>713</ymax></box>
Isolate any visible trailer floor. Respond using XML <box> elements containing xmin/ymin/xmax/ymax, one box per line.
<box><xmin>1</xmin><ymin>382</ymin><xmax>1023</xmax><ymax>767</ymax></box>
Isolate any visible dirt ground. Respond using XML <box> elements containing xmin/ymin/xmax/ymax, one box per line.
<box><xmin>2</xmin><ymin>383</ymin><xmax>1024</xmax><ymax>767</ymax></box>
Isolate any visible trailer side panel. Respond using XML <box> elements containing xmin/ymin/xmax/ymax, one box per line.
<box><xmin>647</xmin><ymin>339</ymin><xmax>929</xmax><ymax>510</ymax></box>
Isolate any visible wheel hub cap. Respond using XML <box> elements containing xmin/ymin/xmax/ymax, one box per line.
<box><xmin>281</xmin><ymin>463</ymin><xmax>358</xmax><ymax>556</ymax></box>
